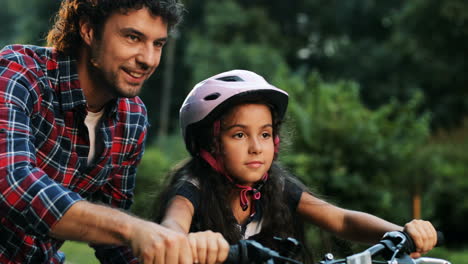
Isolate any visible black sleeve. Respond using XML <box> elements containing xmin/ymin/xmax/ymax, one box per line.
<box><xmin>284</xmin><ymin>180</ymin><xmax>303</xmax><ymax>213</ymax></box>
<box><xmin>174</xmin><ymin>180</ymin><xmax>201</xmax><ymax>211</ymax></box>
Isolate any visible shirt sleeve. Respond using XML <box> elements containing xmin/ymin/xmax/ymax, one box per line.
<box><xmin>174</xmin><ymin>180</ymin><xmax>201</xmax><ymax>211</ymax></box>
<box><xmin>284</xmin><ymin>179</ymin><xmax>303</xmax><ymax>213</ymax></box>
<box><xmin>0</xmin><ymin>59</ymin><xmax>83</xmax><ymax>238</ymax></box>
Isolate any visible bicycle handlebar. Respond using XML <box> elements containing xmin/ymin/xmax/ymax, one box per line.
<box><xmin>225</xmin><ymin>231</ymin><xmax>449</xmax><ymax>264</ymax></box>
<box><xmin>226</xmin><ymin>239</ymin><xmax>302</xmax><ymax>264</ymax></box>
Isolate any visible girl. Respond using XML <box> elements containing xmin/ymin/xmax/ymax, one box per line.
<box><xmin>154</xmin><ymin>69</ymin><xmax>437</xmax><ymax>264</ymax></box>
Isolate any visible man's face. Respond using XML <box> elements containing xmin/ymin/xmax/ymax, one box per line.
<box><xmin>88</xmin><ymin>8</ymin><xmax>168</xmax><ymax>98</ymax></box>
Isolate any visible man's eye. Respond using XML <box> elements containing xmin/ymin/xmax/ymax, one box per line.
<box><xmin>128</xmin><ymin>35</ymin><xmax>139</xmax><ymax>42</ymax></box>
<box><xmin>154</xmin><ymin>41</ymin><xmax>165</xmax><ymax>47</ymax></box>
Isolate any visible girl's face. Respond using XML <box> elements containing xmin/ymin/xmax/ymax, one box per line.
<box><xmin>220</xmin><ymin>103</ymin><xmax>275</xmax><ymax>186</ymax></box>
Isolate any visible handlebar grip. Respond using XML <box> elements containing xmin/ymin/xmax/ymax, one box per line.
<box><xmin>225</xmin><ymin>240</ymin><xmax>251</xmax><ymax>264</ymax></box>
<box><xmin>402</xmin><ymin>231</ymin><xmax>445</xmax><ymax>253</ymax></box>
<box><xmin>435</xmin><ymin>231</ymin><xmax>445</xmax><ymax>247</ymax></box>
<box><xmin>225</xmin><ymin>244</ymin><xmax>239</xmax><ymax>264</ymax></box>
<box><xmin>224</xmin><ymin>240</ymin><xmax>282</xmax><ymax>264</ymax></box>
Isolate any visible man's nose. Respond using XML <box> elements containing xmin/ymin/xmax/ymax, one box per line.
<box><xmin>136</xmin><ymin>44</ymin><xmax>160</xmax><ymax>69</ymax></box>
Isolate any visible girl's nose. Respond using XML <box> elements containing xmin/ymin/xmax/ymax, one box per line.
<box><xmin>248</xmin><ymin>137</ymin><xmax>262</xmax><ymax>154</ymax></box>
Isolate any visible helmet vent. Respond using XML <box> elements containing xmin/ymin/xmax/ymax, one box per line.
<box><xmin>204</xmin><ymin>92</ymin><xmax>221</xmax><ymax>101</ymax></box>
<box><xmin>216</xmin><ymin>76</ymin><xmax>244</xmax><ymax>82</ymax></box>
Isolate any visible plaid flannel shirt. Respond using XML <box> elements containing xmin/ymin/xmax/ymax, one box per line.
<box><xmin>0</xmin><ymin>44</ymin><xmax>148</xmax><ymax>263</ymax></box>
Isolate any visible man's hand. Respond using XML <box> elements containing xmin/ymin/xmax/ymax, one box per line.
<box><xmin>129</xmin><ymin>219</ymin><xmax>193</xmax><ymax>264</ymax></box>
<box><xmin>403</xmin><ymin>219</ymin><xmax>437</xmax><ymax>258</ymax></box>
<box><xmin>187</xmin><ymin>231</ymin><xmax>229</xmax><ymax>264</ymax></box>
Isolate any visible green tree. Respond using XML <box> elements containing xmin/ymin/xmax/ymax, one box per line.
<box><xmin>393</xmin><ymin>0</ymin><xmax>468</xmax><ymax>129</ymax></box>
<box><xmin>293</xmin><ymin>0</ymin><xmax>468</xmax><ymax>130</ymax></box>
<box><xmin>183</xmin><ymin>0</ymin><xmax>289</xmax><ymax>85</ymax></box>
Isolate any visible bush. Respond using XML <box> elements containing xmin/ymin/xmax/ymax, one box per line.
<box><xmin>275</xmin><ymin>70</ymin><xmax>431</xmax><ymax>222</ymax></box>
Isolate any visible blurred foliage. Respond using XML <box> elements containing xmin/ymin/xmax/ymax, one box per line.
<box><xmin>1</xmin><ymin>0</ymin><xmax>60</xmax><ymax>46</ymax></box>
<box><xmin>425</xmin><ymin>121</ymin><xmax>468</xmax><ymax>247</ymax></box>
<box><xmin>293</xmin><ymin>0</ymin><xmax>468</xmax><ymax>130</ymax></box>
<box><xmin>275</xmin><ymin>70</ymin><xmax>431</xmax><ymax>224</ymax></box>
<box><xmin>184</xmin><ymin>0</ymin><xmax>289</xmax><ymax>84</ymax></box>
<box><xmin>2</xmin><ymin>0</ymin><xmax>468</xmax><ymax>254</ymax></box>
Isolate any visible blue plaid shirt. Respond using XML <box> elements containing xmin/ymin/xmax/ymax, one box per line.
<box><xmin>0</xmin><ymin>45</ymin><xmax>148</xmax><ymax>263</ymax></box>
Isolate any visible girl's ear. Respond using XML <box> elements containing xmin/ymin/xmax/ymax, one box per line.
<box><xmin>79</xmin><ymin>19</ymin><xmax>94</xmax><ymax>46</ymax></box>
<box><xmin>209</xmin><ymin>141</ymin><xmax>219</xmax><ymax>154</ymax></box>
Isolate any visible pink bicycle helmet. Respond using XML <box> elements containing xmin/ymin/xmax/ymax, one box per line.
<box><xmin>180</xmin><ymin>69</ymin><xmax>289</xmax><ymax>155</ymax></box>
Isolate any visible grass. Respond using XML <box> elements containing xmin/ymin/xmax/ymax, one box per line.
<box><xmin>427</xmin><ymin>246</ymin><xmax>468</xmax><ymax>264</ymax></box>
<box><xmin>60</xmin><ymin>241</ymin><xmax>99</xmax><ymax>264</ymax></box>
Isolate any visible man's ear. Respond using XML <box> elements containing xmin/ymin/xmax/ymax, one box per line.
<box><xmin>79</xmin><ymin>19</ymin><xmax>94</xmax><ymax>46</ymax></box>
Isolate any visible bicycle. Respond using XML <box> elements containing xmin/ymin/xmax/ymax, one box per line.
<box><xmin>225</xmin><ymin>231</ymin><xmax>451</xmax><ymax>264</ymax></box>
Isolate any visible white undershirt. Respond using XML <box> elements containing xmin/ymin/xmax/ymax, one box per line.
<box><xmin>84</xmin><ymin>109</ymin><xmax>104</xmax><ymax>165</ymax></box>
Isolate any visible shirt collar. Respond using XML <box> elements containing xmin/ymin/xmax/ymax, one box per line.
<box><xmin>57</xmin><ymin>54</ymin><xmax>87</xmax><ymax>112</ymax></box>
<box><xmin>105</xmin><ymin>98</ymin><xmax>119</xmax><ymax>120</ymax></box>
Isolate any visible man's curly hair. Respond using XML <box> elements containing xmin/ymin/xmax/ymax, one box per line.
<box><xmin>46</xmin><ymin>0</ymin><xmax>184</xmax><ymax>57</ymax></box>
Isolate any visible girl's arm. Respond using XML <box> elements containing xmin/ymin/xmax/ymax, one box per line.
<box><xmin>161</xmin><ymin>195</ymin><xmax>230</xmax><ymax>264</ymax></box>
<box><xmin>161</xmin><ymin>195</ymin><xmax>195</xmax><ymax>233</ymax></box>
<box><xmin>297</xmin><ymin>192</ymin><xmax>437</xmax><ymax>256</ymax></box>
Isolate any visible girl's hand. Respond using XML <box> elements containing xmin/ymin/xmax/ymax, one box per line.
<box><xmin>188</xmin><ymin>231</ymin><xmax>230</xmax><ymax>264</ymax></box>
<box><xmin>403</xmin><ymin>219</ymin><xmax>437</xmax><ymax>258</ymax></box>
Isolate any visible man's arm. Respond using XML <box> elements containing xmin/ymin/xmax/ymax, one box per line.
<box><xmin>50</xmin><ymin>200</ymin><xmax>193</xmax><ymax>264</ymax></box>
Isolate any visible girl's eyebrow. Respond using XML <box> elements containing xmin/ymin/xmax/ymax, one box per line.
<box><xmin>224</xmin><ymin>124</ymin><xmax>273</xmax><ymax>130</ymax></box>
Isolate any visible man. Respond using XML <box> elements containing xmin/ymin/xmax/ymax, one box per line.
<box><xmin>0</xmin><ymin>0</ymin><xmax>192</xmax><ymax>263</ymax></box>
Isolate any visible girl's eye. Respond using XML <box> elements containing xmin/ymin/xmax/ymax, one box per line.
<box><xmin>262</xmin><ymin>132</ymin><xmax>272</xmax><ymax>139</ymax></box>
<box><xmin>233</xmin><ymin>132</ymin><xmax>245</xmax><ymax>139</ymax></box>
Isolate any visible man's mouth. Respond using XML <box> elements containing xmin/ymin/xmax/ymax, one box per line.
<box><xmin>123</xmin><ymin>68</ymin><xmax>147</xmax><ymax>81</ymax></box>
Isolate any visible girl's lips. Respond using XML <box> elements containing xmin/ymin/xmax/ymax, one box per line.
<box><xmin>245</xmin><ymin>161</ymin><xmax>263</xmax><ymax>168</ymax></box>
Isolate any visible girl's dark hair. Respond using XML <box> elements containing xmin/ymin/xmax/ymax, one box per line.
<box><xmin>154</xmin><ymin>99</ymin><xmax>310</xmax><ymax>260</ymax></box>
<box><xmin>47</xmin><ymin>0</ymin><xmax>185</xmax><ymax>57</ymax></box>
